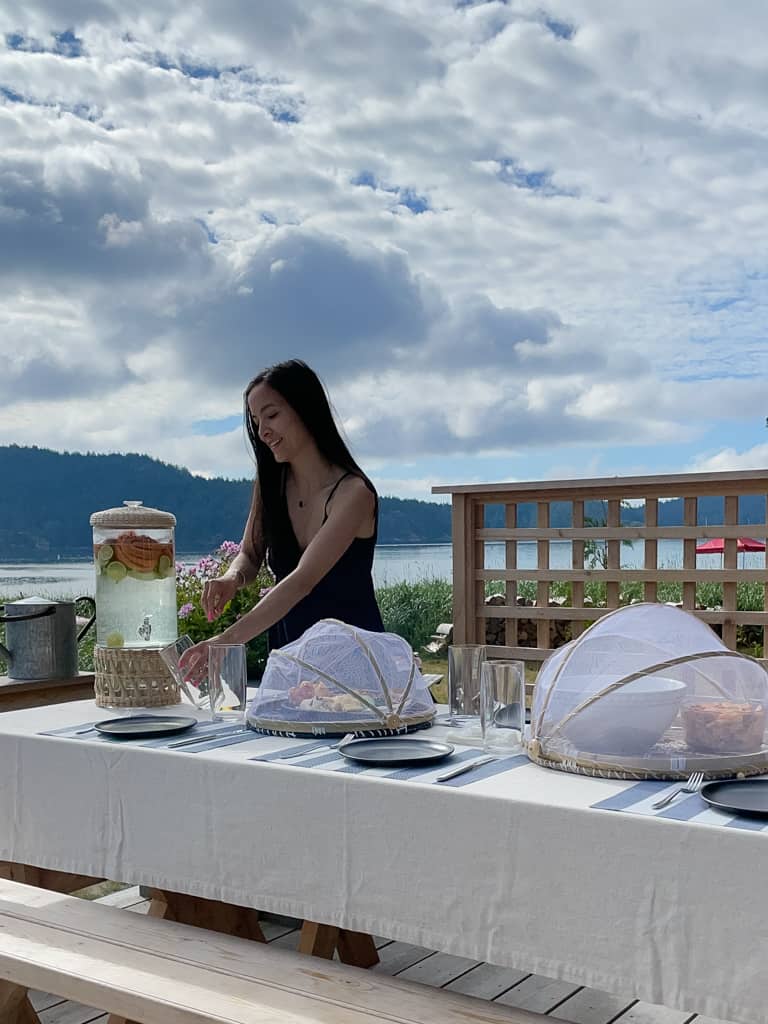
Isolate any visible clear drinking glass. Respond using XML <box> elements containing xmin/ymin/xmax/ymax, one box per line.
<box><xmin>160</xmin><ymin>634</ymin><xmax>209</xmax><ymax>710</ymax></box>
<box><xmin>447</xmin><ymin>645</ymin><xmax>485</xmax><ymax>726</ymax></box>
<box><xmin>208</xmin><ymin>644</ymin><xmax>247</xmax><ymax>724</ymax></box>
<box><xmin>480</xmin><ymin>660</ymin><xmax>526</xmax><ymax>753</ymax></box>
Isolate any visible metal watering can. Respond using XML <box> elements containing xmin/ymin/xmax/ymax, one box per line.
<box><xmin>0</xmin><ymin>597</ymin><xmax>96</xmax><ymax>681</ymax></box>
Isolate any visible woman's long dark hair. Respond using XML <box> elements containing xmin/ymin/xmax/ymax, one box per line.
<box><xmin>244</xmin><ymin>359</ymin><xmax>375</xmax><ymax>554</ymax></box>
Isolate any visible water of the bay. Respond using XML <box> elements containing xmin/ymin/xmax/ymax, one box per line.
<box><xmin>0</xmin><ymin>541</ymin><xmax>763</xmax><ymax>599</ymax></box>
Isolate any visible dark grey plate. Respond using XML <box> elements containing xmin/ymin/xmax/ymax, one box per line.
<box><xmin>94</xmin><ymin>715</ymin><xmax>198</xmax><ymax>739</ymax></box>
<box><xmin>338</xmin><ymin>737</ymin><xmax>454</xmax><ymax>767</ymax></box>
<box><xmin>701</xmin><ymin>779</ymin><xmax>768</xmax><ymax>817</ymax></box>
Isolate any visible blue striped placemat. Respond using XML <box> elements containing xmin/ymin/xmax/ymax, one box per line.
<box><xmin>250</xmin><ymin>743</ymin><xmax>530</xmax><ymax>787</ymax></box>
<box><xmin>591</xmin><ymin>779</ymin><xmax>768</xmax><ymax>833</ymax></box>
<box><xmin>39</xmin><ymin>719</ymin><xmax>266</xmax><ymax>752</ymax></box>
<box><xmin>38</xmin><ymin>720</ymin><xmax>530</xmax><ymax>783</ymax></box>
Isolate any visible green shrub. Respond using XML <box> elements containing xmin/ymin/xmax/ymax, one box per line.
<box><xmin>375</xmin><ymin>578</ymin><xmax>453</xmax><ymax>651</ymax></box>
<box><xmin>176</xmin><ymin>543</ymin><xmax>274</xmax><ymax>679</ymax></box>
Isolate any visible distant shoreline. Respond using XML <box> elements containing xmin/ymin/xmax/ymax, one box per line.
<box><xmin>0</xmin><ymin>541</ymin><xmax>458</xmax><ymax>566</ymax></box>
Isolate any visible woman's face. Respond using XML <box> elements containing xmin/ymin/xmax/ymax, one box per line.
<box><xmin>248</xmin><ymin>381</ymin><xmax>310</xmax><ymax>463</ymax></box>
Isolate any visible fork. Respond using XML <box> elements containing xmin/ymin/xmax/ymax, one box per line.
<box><xmin>651</xmin><ymin>771</ymin><xmax>704</xmax><ymax>810</ymax></box>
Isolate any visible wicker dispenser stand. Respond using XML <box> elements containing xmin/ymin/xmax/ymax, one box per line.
<box><xmin>90</xmin><ymin>500</ymin><xmax>181</xmax><ymax>709</ymax></box>
<box><xmin>94</xmin><ymin>647</ymin><xmax>180</xmax><ymax>708</ymax></box>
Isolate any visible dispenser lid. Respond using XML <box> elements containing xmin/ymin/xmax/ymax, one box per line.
<box><xmin>90</xmin><ymin>500</ymin><xmax>176</xmax><ymax>529</ymax></box>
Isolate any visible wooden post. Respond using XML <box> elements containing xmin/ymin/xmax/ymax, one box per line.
<box><xmin>683</xmin><ymin>497</ymin><xmax>697</xmax><ymax>611</ymax></box>
<box><xmin>536</xmin><ymin>502</ymin><xmax>550</xmax><ymax>650</ymax></box>
<box><xmin>504</xmin><ymin>503</ymin><xmax>518</xmax><ymax>646</ymax></box>
<box><xmin>571</xmin><ymin>500</ymin><xmax>585</xmax><ymax>638</ymax></box>
<box><xmin>644</xmin><ymin>498</ymin><xmax>658</xmax><ymax>603</ymax></box>
<box><xmin>473</xmin><ymin>499</ymin><xmax>485</xmax><ymax>644</ymax></box>
<box><xmin>452</xmin><ymin>494</ymin><xmax>470</xmax><ymax>644</ymax></box>
<box><xmin>606</xmin><ymin>500</ymin><xmax>620</xmax><ymax>610</ymax></box>
<box><xmin>722</xmin><ymin>495</ymin><xmax>738</xmax><ymax>649</ymax></box>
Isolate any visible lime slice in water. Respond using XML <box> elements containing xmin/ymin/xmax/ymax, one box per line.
<box><xmin>96</xmin><ymin>544</ymin><xmax>114</xmax><ymax>566</ymax></box>
<box><xmin>128</xmin><ymin>569</ymin><xmax>160</xmax><ymax>581</ymax></box>
<box><xmin>157</xmin><ymin>554</ymin><xmax>173</xmax><ymax>577</ymax></box>
<box><xmin>105</xmin><ymin>560</ymin><xmax>127</xmax><ymax>582</ymax></box>
<box><xmin>105</xmin><ymin>631</ymin><xmax>124</xmax><ymax>648</ymax></box>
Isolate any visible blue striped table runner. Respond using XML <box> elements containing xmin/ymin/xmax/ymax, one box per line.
<box><xmin>39</xmin><ymin>719</ymin><xmax>531</xmax><ymax>785</ymax></box>
<box><xmin>591</xmin><ymin>779</ymin><xmax>768</xmax><ymax>833</ymax></box>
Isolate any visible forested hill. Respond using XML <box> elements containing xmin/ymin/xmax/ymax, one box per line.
<box><xmin>0</xmin><ymin>445</ymin><xmax>452</xmax><ymax>556</ymax></box>
<box><xmin>0</xmin><ymin>446</ymin><xmax>764</xmax><ymax>559</ymax></box>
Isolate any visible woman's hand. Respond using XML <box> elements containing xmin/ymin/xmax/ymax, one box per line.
<box><xmin>202</xmin><ymin>576</ymin><xmax>240</xmax><ymax>622</ymax></box>
<box><xmin>178</xmin><ymin>636</ymin><xmax>220</xmax><ymax>686</ymax></box>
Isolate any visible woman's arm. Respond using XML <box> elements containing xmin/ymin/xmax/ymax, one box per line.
<box><xmin>201</xmin><ymin>483</ymin><xmax>266</xmax><ymax>621</ymax></box>
<box><xmin>223</xmin><ymin>482</ymin><xmax>266</xmax><ymax>585</ymax></box>
<box><xmin>218</xmin><ymin>476</ymin><xmax>375</xmax><ymax>645</ymax></box>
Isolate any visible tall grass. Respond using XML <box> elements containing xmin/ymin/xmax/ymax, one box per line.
<box><xmin>375</xmin><ymin>578</ymin><xmax>452</xmax><ymax>651</ymax></box>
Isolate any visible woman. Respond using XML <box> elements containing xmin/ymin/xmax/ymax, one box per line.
<box><xmin>180</xmin><ymin>359</ymin><xmax>384</xmax><ymax>679</ymax></box>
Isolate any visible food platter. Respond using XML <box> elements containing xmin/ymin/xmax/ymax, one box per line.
<box><xmin>247</xmin><ymin>696</ymin><xmax>436</xmax><ymax>738</ymax></box>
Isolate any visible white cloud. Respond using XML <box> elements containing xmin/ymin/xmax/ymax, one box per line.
<box><xmin>0</xmin><ymin>1</ymin><xmax>766</xmax><ymax>491</ymax></box>
<box><xmin>688</xmin><ymin>442</ymin><xmax>768</xmax><ymax>474</ymax></box>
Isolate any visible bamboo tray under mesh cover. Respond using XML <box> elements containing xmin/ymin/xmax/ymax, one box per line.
<box><xmin>526</xmin><ymin>603</ymin><xmax>768</xmax><ymax>780</ymax></box>
<box><xmin>247</xmin><ymin>619</ymin><xmax>435</xmax><ymax>737</ymax></box>
<box><xmin>94</xmin><ymin>647</ymin><xmax>181</xmax><ymax>708</ymax></box>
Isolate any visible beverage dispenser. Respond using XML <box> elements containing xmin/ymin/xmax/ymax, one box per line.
<box><xmin>90</xmin><ymin>500</ymin><xmax>180</xmax><ymax>707</ymax></box>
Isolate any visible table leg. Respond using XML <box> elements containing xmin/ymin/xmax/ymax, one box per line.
<box><xmin>0</xmin><ymin>981</ymin><xmax>42</xmax><ymax>1024</ymax></box>
<box><xmin>145</xmin><ymin>887</ymin><xmax>266</xmax><ymax>942</ymax></box>
<box><xmin>106</xmin><ymin>888</ymin><xmax>267</xmax><ymax>1024</ymax></box>
<box><xmin>0</xmin><ymin>861</ymin><xmax>103</xmax><ymax>893</ymax></box>
<box><xmin>298</xmin><ymin>921</ymin><xmax>340</xmax><ymax>959</ymax></box>
<box><xmin>298</xmin><ymin>922</ymin><xmax>380</xmax><ymax>967</ymax></box>
<box><xmin>337</xmin><ymin>928</ymin><xmax>380</xmax><ymax>968</ymax></box>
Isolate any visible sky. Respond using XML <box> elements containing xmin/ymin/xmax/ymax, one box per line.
<box><xmin>1</xmin><ymin>0</ymin><xmax>767</xmax><ymax>503</ymax></box>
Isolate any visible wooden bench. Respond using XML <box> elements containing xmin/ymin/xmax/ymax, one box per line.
<box><xmin>0</xmin><ymin>877</ymin><xmax>546</xmax><ymax>1024</ymax></box>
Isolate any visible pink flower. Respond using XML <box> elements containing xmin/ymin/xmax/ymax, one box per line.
<box><xmin>259</xmin><ymin>586</ymin><xmax>273</xmax><ymax>599</ymax></box>
<box><xmin>178</xmin><ymin>602</ymin><xmax>195</xmax><ymax>620</ymax></box>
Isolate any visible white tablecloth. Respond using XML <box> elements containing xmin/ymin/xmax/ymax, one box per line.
<box><xmin>0</xmin><ymin>700</ymin><xmax>765</xmax><ymax>1023</ymax></box>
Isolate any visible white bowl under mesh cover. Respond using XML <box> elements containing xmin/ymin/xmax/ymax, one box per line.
<box><xmin>527</xmin><ymin>603</ymin><xmax>768</xmax><ymax>780</ymax></box>
<box><xmin>247</xmin><ymin>619</ymin><xmax>436</xmax><ymax>737</ymax></box>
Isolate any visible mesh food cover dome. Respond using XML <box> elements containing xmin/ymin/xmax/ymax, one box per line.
<box><xmin>246</xmin><ymin>619</ymin><xmax>436</xmax><ymax>736</ymax></box>
<box><xmin>527</xmin><ymin>603</ymin><xmax>768</xmax><ymax>780</ymax></box>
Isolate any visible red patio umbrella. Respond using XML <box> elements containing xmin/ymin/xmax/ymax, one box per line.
<box><xmin>695</xmin><ymin>537</ymin><xmax>766</xmax><ymax>554</ymax></box>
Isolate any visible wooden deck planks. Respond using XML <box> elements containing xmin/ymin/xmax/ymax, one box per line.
<box><xmin>495</xmin><ymin>975</ymin><xmax>583</xmax><ymax>1015</ymax></box>
<box><xmin>39</xmin><ymin>1003</ymin><xmax>107</xmax><ymax>1024</ymax></box>
<box><xmin>32</xmin><ymin>888</ymin><xmax>738</xmax><ymax>1024</ymax></box>
<box><xmin>395</xmin><ymin>951</ymin><xmax>483</xmax><ymax>988</ymax></box>
<box><xmin>550</xmin><ymin>987</ymin><xmax>637</xmax><ymax>1024</ymax></box>
<box><xmin>444</xmin><ymin>962</ymin><xmax>529</xmax><ymax>1000</ymax></box>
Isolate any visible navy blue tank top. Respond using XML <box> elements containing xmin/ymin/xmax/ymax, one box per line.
<box><xmin>267</xmin><ymin>472</ymin><xmax>384</xmax><ymax>649</ymax></box>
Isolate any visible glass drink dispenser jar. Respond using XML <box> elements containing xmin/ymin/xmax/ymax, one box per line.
<box><xmin>90</xmin><ymin>500</ymin><xmax>178</xmax><ymax>649</ymax></box>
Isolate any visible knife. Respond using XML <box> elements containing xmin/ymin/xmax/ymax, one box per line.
<box><xmin>169</xmin><ymin>729</ymin><xmax>247</xmax><ymax>749</ymax></box>
<box><xmin>436</xmin><ymin>755</ymin><xmax>496</xmax><ymax>782</ymax></box>
<box><xmin>279</xmin><ymin>733</ymin><xmax>355</xmax><ymax>758</ymax></box>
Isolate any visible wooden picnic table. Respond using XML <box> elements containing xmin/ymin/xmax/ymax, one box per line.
<box><xmin>0</xmin><ymin>699</ymin><xmax>764</xmax><ymax>1024</ymax></box>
